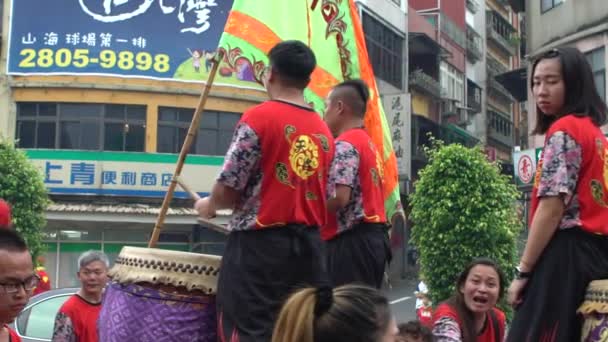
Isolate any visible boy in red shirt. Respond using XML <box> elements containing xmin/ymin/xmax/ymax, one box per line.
<box><xmin>52</xmin><ymin>251</ymin><xmax>108</xmax><ymax>342</ymax></box>
<box><xmin>0</xmin><ymin>229</ymin><xmax>37</xmax><ymax>342</ymax></box>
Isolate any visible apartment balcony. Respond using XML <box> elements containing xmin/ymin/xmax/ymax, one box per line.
<box><xmin>466</xmin><ymin>25</ymin><xmax>483</xmax><ymax>63</ymax></box>
<box><xmin>409</xmin><ymin>69</ymin><xmax>441</xmax><ymax>98</ymax></box>
<box><xmin>487</xmin><ymin>110</ymin><xmax>514</xmax><ymax>147</ymax></box>
<box><xmin>486</xmin><ymin>10</ymin><xmax>517</xmax><ymax>56</ymax></box>
<box><xmin>487</xmin><ymin>55</ymin><xmax>514</xmax><ymax>103</ymax></box>
<box><xmin>466</xmin><ymin>0</ymin><xmax>479</xmax><ymax>13</ymax></box>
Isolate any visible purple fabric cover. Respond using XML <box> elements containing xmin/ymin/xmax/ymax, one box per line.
<box><xmin>98</xmin><ymin>282</ymin><xmax>216</xmax><ymax>342</ymax></box>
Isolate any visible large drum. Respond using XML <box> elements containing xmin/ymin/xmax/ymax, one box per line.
<box><xmin>98</xmin><ymin>247</ymin><xmax>221</xmax><ymax>342</ymax></box>
<box><xmin>578</xmin><ymin>280</ymin><xmax>608</xmax><ymax>342</ymax></box>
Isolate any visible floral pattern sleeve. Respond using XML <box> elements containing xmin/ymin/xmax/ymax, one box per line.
<box><xmin>537</xmin><ymin>131</ymin><xmax>581</xmax><ymax>203</ymax></box>
<box><xmin>432</xmin><ymin>316</ymin><xmax>462</xmax><ymax>342</ymax></box>
<box><xmin>217</xmin><ymin>123</ymin><xmax>262</xmax><ymax>192</ymax></box>
<box><xmin>537</xmin><ymin>131</ymin><xmax>582</xmax><ymax>229</ymax></box>
<box><xmin>329</xmin><ymin>141</ymin><xmax>359</xmax><ymax>188</ymax></box>
<box><xmin>52</xmin><ymin>312</ymin><xmax>76</xmax><ymax>342</ymax></box>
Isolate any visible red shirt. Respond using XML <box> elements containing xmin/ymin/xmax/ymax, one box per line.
<box><xmin>4</xmin><ymin>326</ymin><xmax>21</xmax><ymax>342</ymax></box>
<box><xmin>531</xmin><ymin>115</ymin><xmax>608</xmax><ymax>235</ymax></box>
<box><xmin>417</xmin><ymin>306</ymin><xmax>433</xmax><ymax>328</ymax></box>
<box><xmin>322</xmin><ymin>128</ymin><xmax>386</xmax><ymax>240</ymax></box>
<box><xmin>56</xmin><ymin>295</ymin><xmax>101</xmax><ymax>342</ymax></box>
<box><xmin>433</xmin><ymin>303</ymin><xmax>505</xmax><ymax>342</ymax></box>
<box><xmin>242</xmin><ymin>101</ymin><xmax>334</xmax><ymax>229</ymax></box>
<box><xmin>33</xmin><ymin>267</ymin><xmax>51</xmax><ymax>296</ymax></box>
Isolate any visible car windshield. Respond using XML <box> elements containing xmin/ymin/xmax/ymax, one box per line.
<box><xmin>17</xmin><ymin>294</ymin><xmax>71</xmax><ymax>340</ymax></box>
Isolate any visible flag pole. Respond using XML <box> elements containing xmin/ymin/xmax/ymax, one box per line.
<box><xmin>148</xmin><ymin>51</ymin><xmax>225</xmax><ymax>248</ymax></box>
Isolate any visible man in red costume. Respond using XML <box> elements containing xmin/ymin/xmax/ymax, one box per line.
<box><xmin>196</xmin><ymin>40</ymin><xmax>334</xmax><ymax>342</ymax></box>
<box><xmin>322</xmin><ymin>79</ymin><xmax>391</xmax><ymax>289</ymax></box>
<box><xmin>0</xmin><ymin>229</ymin><xmax>37</xmax><ymax>342</ymax></box>
<box><xmin>0</xmin><ymin>200</ymin><xmax>12</xmax><ymax>230</ymax></box>
<box><xmin>33</xmin><ymin>256</ymin><xmax>51</xmax><ymax>296</ymax></box>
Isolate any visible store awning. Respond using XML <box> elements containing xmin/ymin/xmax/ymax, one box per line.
<box><xmin>46</xmin><ymin>203</ymin><xmax>232</xmax><ymax>226</ymax></box>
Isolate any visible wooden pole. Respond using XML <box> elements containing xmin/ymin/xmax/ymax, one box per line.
<box><xmin>148</xmin><ymin>51</ymin><xmax>224</xmax><ymax>248</ymax></box>
<box><xmin>175</xmin><ymin>176</ymin><xmax>230</xmax><ymax>235</ymax></box>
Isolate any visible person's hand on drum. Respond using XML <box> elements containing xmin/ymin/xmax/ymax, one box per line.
<box><xmin>195</xmin><ymin>197</ymin><xmax>216</xmax><ymax>219</ymax></box>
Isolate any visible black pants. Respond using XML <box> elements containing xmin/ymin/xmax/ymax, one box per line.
<box><xmin>326</xmin><ymin>222</ymin><xmax>391</xmax><ymax>289</ymax></box>
<box><xmin>216</xmin><ymin>225</ymin><xmax>327</xmax><ymax>342</ymax></box>
<box><xmin>507</xmin><ymin>228</ymin><xmax>608</xmax><ymax>342</ymax></box>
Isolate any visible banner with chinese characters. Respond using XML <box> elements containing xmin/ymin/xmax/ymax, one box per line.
<box><xmin>6</xmin><ymin>0</ymin><xmax>250</xmax><ymax>85</ymax></box>
<box><xmin>25</xmin><ymin>150</ymin><xmax>222</xmax><ymax>198</ymax></box>
<box><xmin>382</xmin><ymin>93</ymin><xmax>411</xmax><ymax>178</ymax></box>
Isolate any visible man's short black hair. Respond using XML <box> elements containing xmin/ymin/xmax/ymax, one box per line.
<box><xmin>331</xmin><ymin>79</ymin><xmax>370</xmax><ymax>117</ymax></box>
<box><xmin>268</xmin><ymin>40</ymin><xmax>316</xmax><ymax>90</ymax></box>
<box><xmin>0</xmin><ymin>229</ymin><xmax>27</xmax><ymax>253</ymax></box>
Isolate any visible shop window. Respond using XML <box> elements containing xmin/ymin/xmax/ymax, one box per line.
<box><xmin>586</xmin><ymin>47</ymin><xmax>606</xmax><ymax>103</ymax></box>
<box><xmin>157</xmin><ymin>106</ymin><xmax>240</xmax><ymax>156</ymax></box>
<box><xmin>16</xmin><ymin>103</ymin><xmax>146</xmax><ymax>152</ymax></box>
<box><xmin>362</xmin><ymin>11</ymin><xmax>404</xmax><ymax>89</ymax></box>
<box><xmin>541</xmin><ymin>0</ymin><xmax>564</xmax><ymax>13</ymax></box>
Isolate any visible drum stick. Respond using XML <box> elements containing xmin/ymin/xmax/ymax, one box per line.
<box><xmin>176</xmin><ymin>177</ymin><xmax>230</xmax><ymax>235</ymax></box>
<box><xmin>175</xmin><ymin>176</ymin><xmax>201</xmax><ymax>201</ymax></box>
<box><xmin>197</xmin><ymin>218</ymin><xmax>230</xmax><ymax>235</ymax></box>
<box><xmin>149</xmin><ymin>51</ymin><xmax>224</xmax><ymax>248</ymax></box>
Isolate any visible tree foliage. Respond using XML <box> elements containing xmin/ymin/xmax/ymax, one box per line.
<box><xmin>410</xmin><ymin>139</ymin><xmax>520</xmax><ymax>315</ymax></box>
<box><xmin>0</xmin><ymin>140</ymin><xmax>49</xmax><ymax>259</ymax></box>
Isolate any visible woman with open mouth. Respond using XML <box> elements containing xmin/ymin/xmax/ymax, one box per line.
<box><xmin>432</xmin><ymin>258</ymin><xmax>506</xmax><ymax>342</ymax></box>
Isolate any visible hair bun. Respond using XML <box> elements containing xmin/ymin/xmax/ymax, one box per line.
<box><xmin>314</xmin><ymin>285</ymin><xmax>334</xmax><ymax>316</ymax></box>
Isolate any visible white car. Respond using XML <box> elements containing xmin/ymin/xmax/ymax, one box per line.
<box><xmin>10</xmin><ymin>288</ymin><xmax>78</xmax><ymax>342</ymax></box>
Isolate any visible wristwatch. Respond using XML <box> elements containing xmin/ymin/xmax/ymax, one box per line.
<box><xmin>516</xmin><ymin>266</ymin><xmax>533</xmax><ymax>279</ymax></box>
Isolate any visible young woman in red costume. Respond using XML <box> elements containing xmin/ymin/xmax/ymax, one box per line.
<box><xmin>432</xmin><ymin>258</ymin><xmax>506</xmax><ymax>342</ymax></box>
<box><xmin>507</xmin><ymin>47</ymin><xmax>608</xmax><ymax>342</ymax></box>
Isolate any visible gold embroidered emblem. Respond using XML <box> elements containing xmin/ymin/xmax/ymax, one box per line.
<box><xmin>590</xmin><ymin>138</ymin><xmax>608</xmax><ymax>207</ymax></box>
<box><xmin>305</xmin><ymin>191</ymin><xmax>318</xmax><ymax>200</ymax></box>
<box><xmin>371</xmin><ymin>168</ymin><xmax>379</xmax><ymax>186</ymax></box>
<box><xmin>275</xmin><ymin>162</ymin><xmax>294</xmax><ymax>188</ymax></box>
<box><xmin>371</xmin><ymin>141</ymin><xmax>384</xmax><ymax>180</ymax></box>
<box><xmin>285</xmin><ymin>125</ymin><xmax>296</xmax><ymax>143</ymax></box>
<box><xmin>313</xmin><ymin>134</ymin><xmax>330</xmax><ymax>152</ymax></box>
<box><xmin>289</xmin><ymin>135</ymin><xmax>320</xmax><ymax>180</ymax></box>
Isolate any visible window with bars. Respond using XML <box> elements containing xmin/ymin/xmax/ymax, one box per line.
<box><xmin>362</xmin><ymin>11</ymin><xmax>404</xmax><ymax>89</ymax></box>
<box><xmin>156</xmin><ymin>107</ymin><xmax>240</xmax><ymax>156</ymax></box>
<box><xmin>586</xmin><ymin>47</ymin><xmax>606</xmax><ymax>103</ymax></box>
<box><xmin>541</xmin><ymin>0</ymin><xmax>564</xmax><ymax>13</ymax></box>
<box><xmin>16</xmin><ymin>103</ymin><xmax>146</xmax><ymax>152</ymax></box>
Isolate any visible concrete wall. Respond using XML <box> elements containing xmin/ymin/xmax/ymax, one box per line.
<box><xmin>526</xmin><ymin>0</ymin><xmax>608</xmax><ymax>55</ymax></box>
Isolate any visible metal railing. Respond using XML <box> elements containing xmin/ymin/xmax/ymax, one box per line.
<box><xmin>409</xmin><ymin>69</ymin><xmax>441</xmax><ymax>97</ymax></box>
<box><xmin>487</xmin><ymin>110</ymin><xmax>514</xmax><ymax>146</ymax></box>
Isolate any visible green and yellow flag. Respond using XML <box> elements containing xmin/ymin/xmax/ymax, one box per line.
<box><xmin>218</xmin><ymin>0</ymin><xmax>403</xmax><ymax>222</ymax></box>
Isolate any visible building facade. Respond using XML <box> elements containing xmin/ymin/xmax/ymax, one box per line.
<box><xmin>1</xmin><ymin>0</ymin><xmax>413</xmax><ymax>285</ymax></box>
<box><xmin>509</xmin><ymin>0</ymin><xmax>608</xmax><ymax>148</ymax></box>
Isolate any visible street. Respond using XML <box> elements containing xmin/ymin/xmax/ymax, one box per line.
<box><xmin>383</xmin><ymin>276</ymin><xmax>419</xmax><ymax>324</ymax></box>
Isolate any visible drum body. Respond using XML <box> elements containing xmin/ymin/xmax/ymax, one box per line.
<box><xmin>579</xmin><ymin>280</ymin><xmax>608</xmax><ymax>342</ymax></box>
<box><xmin>98</xmin><ymin>247</ymin><xmax>221</xmax><ymax>342</ymax></box>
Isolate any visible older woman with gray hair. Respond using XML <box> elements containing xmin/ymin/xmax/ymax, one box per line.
<box><xmin>52</xmin><ymin>250</ymin><xmax>109</xmax><ymax>342</ymax></box>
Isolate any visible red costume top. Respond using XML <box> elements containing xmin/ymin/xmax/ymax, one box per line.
<box><xmin>4</xmin><ymin>325</ymin><xmax>21</xmax><ymax>342</ymax></box>
<box><xmin>433</xmin><ymin>303</ymin><xmax>505</xmax><ymax>342</ymax></box>
<box><xmin>531</xmin><ymin>115</ymin><xmax>608</xmax><ymax>235</ymax></box>
<box><xmin>33</xmin><ymin>267</ymin><xmax>51</xmax><ymax>296</ymax></box>
<box><xmin>322</xmin><ymin>128</ymin><xmax>386</xmax><ymax>240</ymax></box>
<box><xmin>53</xmin><ymin>295</ymin><xmax>101</xmax><ymax>342</ymax></box>
<box><xmin>241</xmin><ymin>101</ymin><xmax>334</xmax><ymax>229</ymax></box>
<box><xmin>0</xmin><ymin>200</ymin><xmax>11</xmax><ymax>229</ymax></box>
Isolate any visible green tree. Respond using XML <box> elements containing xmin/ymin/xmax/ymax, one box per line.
<box><xmin>410</xmin><ymin>139</ymin><xmax>520</xmax><ymax>315</ymax></box>
<box><xmin>0</xmin><ymin>140</ymin><xmax>49</xmax><ymax>259</ymax></box>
